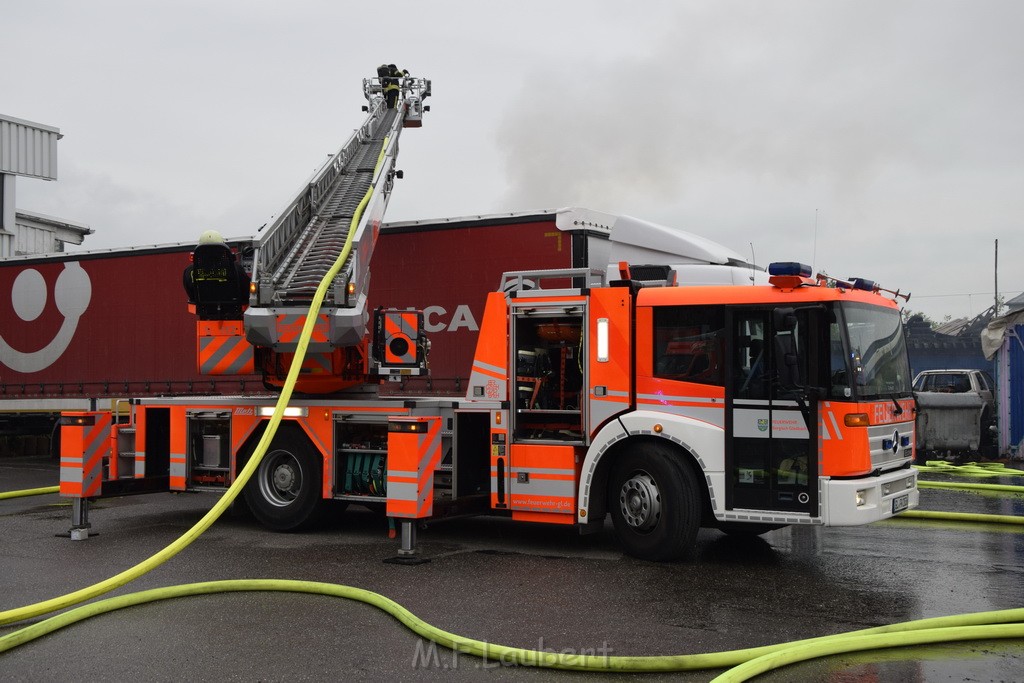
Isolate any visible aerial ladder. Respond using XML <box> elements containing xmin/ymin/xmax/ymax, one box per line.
<box><xmin>192</xmin><ymin>74</ymin><xmax>432</xmax><ymax>395</ymax></box>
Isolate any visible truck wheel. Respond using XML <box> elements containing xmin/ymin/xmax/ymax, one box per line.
<box><xmin>243</xmin><ymin>428</ymin><xmax>325</xmax><ymax>531</ymax></box>
<box><xmin>609</xmin><ymin>443</ymin><xmax>701</xmax><ymax>561</ymax></box>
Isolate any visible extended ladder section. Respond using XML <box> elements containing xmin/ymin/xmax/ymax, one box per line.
<box><xmin>245</xmin><ymin>76</ymin><xmax>431</xmax><ymax>353</ymax></box>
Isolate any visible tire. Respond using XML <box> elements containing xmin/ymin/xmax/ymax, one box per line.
<box><xmin>608</xmin><ymin>442</ymin><xmax>702</xmax><ymax>561</ymax></box>
<box><xmin>716</xmin><ymin>522</ymin><xmax>786</xmax><ymax>536</ymax></box>
<box><xmin>242</xmin><ymin>427</ymin><xmax>325</xmax><ymax>532</ymax></box>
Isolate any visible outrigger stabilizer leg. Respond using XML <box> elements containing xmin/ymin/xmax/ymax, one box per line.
<box><xmin>383</xmin><ymin>519</ymin><xmax>429</xmax><ymax>565</ymax></box>
<box><xmin>59</xmin><ymin>498</ymin><xmax>94</xmax><ymax>541</ymax></box>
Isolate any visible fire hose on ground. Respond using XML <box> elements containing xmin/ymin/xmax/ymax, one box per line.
<box><xmin>2</xmin><ymin>424</ymin><xmax>1023</xmax><ymax>681</ymax></box>
<box><xmin>0</xmin><ymin>485</ymin><xmax>58</xmax><ymax>501</ymax></box>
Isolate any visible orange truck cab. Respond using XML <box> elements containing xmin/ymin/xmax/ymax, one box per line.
<box><xmin>467</xmin><ymin>262</ymin><xmax>918</xmax><ymax>560</ymax></box>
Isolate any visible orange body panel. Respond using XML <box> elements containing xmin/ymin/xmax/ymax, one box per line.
<box><xmin>134</xmin><ymin>408</ymin><xmax>147</xmax><ymax>478</ymax></box>
<box><xmin>821</xmin><ymin>399</ymin><xmax>915</xmax><ymax>476</ymax></box>
<box><xmin>197</xmin><ymin>320</ymin><xmax>255</xmax><ymax>375</ymax></box>
<box><xmin>383</xmin><ymin>311</ymin><xmax>418</xmax><ymax>365</ymax></box>
<box><xmin>636</xmin><ymin>376</ymin><xmax>726</xmax><ymax>428</ymax></box>
<box><xmin>298</xmin><ymin>412</ymin><xmax>335</xmax><ymax>498</ymax></box>
<box><xmin>635</xmin><ymin>306</ymin><xmax>654</xmax><ymax>376</ymax></box>
<box><xmin>469</xmin><ymin>291</ymin><xmax>511</xmax><ymax>401</ymax></box>
<box><xmin>108</xmin><ymin>424</ymin><xmax>128</xmax><ymax>479</ymax></box>
<box><xmin>588</xmin><ymin>288</ymin><xmax>633</xmax><ymax>434</ymax></box>
<box><xmin>260</xmin><ymin>343</ymin><xmax>370</xmax><ymax>395</ymax></box>
<box><xmin>636</xmin><ymin>376</ymin><xmax>725</xmax><ymax>402</ymax></box>
<box><xmin>639</xmin><ymin>283</ymin><xmax>901</xmax><ymax>310</ymax></box>
<box><xmin>169</xmin><ymin>406</ymin><xmax>188</xmax><ymax>490</ymax></box>
<box><xmin>386</xmin><ymin>417</ymin><xmax>442</xmax><ymax>518</ymax></box>
<box><xmin>507</xmin><ymin>443</ymin><xmax>580</xmax><ymax>519</ymax></box>
<box><xmin>59</xmin><ymin>412</ymin><xmax>111</xmax><ymax>498</ymax></box>
<box><xmin>511</xmin><ymin>510</ymin><xmax>576</xmax><ymax>525</ymax></box>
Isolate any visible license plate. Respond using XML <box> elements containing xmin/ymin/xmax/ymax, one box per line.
<box><xmin>892</xmin><ymin>494</ymin><xmax>910</xmax><ymax>513</ymax></box>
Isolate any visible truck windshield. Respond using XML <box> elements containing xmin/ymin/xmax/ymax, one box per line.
<box><xmin>838</xmin><ymin>302</ymin><xmax>912</xmax><ymax>400</ymax></box>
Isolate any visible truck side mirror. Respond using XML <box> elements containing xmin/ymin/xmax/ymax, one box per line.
<box><xmin>773</xmin><ymin>307</ymin><xmax>798</xmax><ymax>333</ymax></box>
<box><xmin>772</xmin><ymin>308</ymin><xmax>800</xmax><ymax>389</ymax></box>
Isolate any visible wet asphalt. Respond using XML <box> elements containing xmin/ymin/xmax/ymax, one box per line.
<box><xmin>1</xmin><ymin>455</ymin><xmax>1022</xmax><ymax>682</ymax></box>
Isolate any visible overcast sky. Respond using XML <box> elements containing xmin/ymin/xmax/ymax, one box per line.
<box><xmin>4</xmin><ymin>0</ymin><xmax>1022</xmax><ymax>322</ymax></box>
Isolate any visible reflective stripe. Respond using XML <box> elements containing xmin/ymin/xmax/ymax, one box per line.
<box><xmin>636</xmin><ymin>393</ymin><xmax>720</xmax><ymax>404</ymax></box>
<box><xmin>474</xmin><ymin>359</ymin><xmax>506</xmax><ymax>376</ymax></box>
<box><xmin>170</xmin><ymin>453</ymin><xmax>187</xmax><ymax>490</ymax></box>
<box><xmin>277</xmin><ymin>313</ymin><xmax>329</xmax><ymax>344</ymax></box>
<box><xmin>827</xmin><ymin>410</ymin><xmax>843</xmax><ymax>441</ymax></box>
<box><xmin>508</xmin><ymin>478</ymin><xmax>574</xmax><ymax>498</ymax></box>
<box><xmin>637</xmin><ymin>400</ymin><xmax>725</xmax><ymax>428</ymax></box>
<box><xmin>383</xmin><ymin>311</ymin><xmax>418</xmax><ymax>365</ymax></box>
<box><xmin>199</xmin><ymin>335</ymin><xmax>254</xmax><ymax>375</ymax></box>
<box><xmin>387</xmin><ymin>481</ymin><xmax>419</xmax><ymax>502</ymax></box>
<box><xmin>303</xmin><ymin>353</ymin><xmax>333</xmax><ymax>374</ymax></box>
<box><xmin>507</xmin><ymin>466</ymin><xmax>575</xmax><ymax>476</ymax></box>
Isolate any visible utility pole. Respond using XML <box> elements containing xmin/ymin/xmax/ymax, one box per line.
<box><xmin>994</xmin><ymin>239</ymin><xmax>1000</xmax><ymax>317</ymax></box>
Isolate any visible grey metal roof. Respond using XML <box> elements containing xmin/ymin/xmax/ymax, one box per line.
<box><xmin>0</xmin><ymin>114</ymin><xmax>62</xmax><ymax>180</ymax></box>
<box><xmin>1005</xmin><ymin>291</ymin><xmax>1024</xmax><ymax>314</ymax></box>
<box><xmin>15</xmin><ymin>209</ymin><xmax>92</xmax><ymax>237</ymax></box>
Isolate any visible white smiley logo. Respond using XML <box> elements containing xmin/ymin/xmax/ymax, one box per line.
<box><xmin>0</xmin><ymin>262</ymin><xmax>92</xmax><ymax>373</ymax></box>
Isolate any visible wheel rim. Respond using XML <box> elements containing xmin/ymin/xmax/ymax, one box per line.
<box><xmin>618</xmin><ymin>471</ymin><xmax>662</xmax><ymax>531</ymax></box>
<box><xmin>258</xmin><ymin>449</ymin><xmax>303</xmax><ymax>507</ymax></box>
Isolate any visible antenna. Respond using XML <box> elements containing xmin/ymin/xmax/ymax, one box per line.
<box><xmin>994</xmin><ymin>238</ymin><xmax>1000</xmax><ymax>317</ymax></box>
<box><xmin>749</xmin><ymin>242</ymin><xmax>756</xmax><ymax>285</ymax></box>
<box><xmin>811</xmin><ymin>208</ymin><xmax>819</xmax><ymax>273</ymax></box>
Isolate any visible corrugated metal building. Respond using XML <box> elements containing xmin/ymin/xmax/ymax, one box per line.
<box><xmin>5</xmin><ymin>209</ymin><xmax>92</xmax><ymax>256</ymax></box>
<box><xmin>0</xmin><ymin>114</ymin><xmax>60</xmax><ymax>180</ymax></box>
<box><xmin>904</xmin><ymin>313</ymin><xmax>994</xmax><ymax>378</ymax></box>
<box><xmin>1</xmin><ymin>113</ymin><xmax>92</xmax><ymax>257</ymax></box>
<box><xmin>981</xmin><ymin>292</ymin><xmax>1024</xmax><ymax>458</ymax></box>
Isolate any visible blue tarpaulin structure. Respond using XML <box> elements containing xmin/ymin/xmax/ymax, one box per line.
<box><xmin>982</xmin><ymin>299</ymin><xmax>1024</xmax><ymax>457</ymax></box>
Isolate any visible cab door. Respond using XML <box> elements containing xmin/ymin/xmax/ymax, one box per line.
<box><xmin>724</xmin><ymin>307</ymin><xmax>819</xmax><ymax>514</ymax></box>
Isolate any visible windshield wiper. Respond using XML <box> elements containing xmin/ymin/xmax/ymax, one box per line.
<box><xmin>890</xmin><ymin>394</ymin><xmax>904</xmax><ymax>416</ymax></box>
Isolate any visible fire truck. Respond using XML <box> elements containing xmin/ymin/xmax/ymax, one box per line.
<box><xmin>57</xmin><ymin>75</ymin><xmax>919</xmax><ymax>560</ymax></box>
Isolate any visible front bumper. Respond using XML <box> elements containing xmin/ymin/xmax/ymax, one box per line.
<box><xmin>823</xmin><ymin>467</ymin><xmax>919</xmax><ymax>526</ymax></box>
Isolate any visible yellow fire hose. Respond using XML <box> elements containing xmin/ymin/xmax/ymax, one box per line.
<box><xmin>0</xmin><ymin>485</ymin><xmax>59</xmax><ymax>501</ymax></box>
<box><xmin>915</xmin><ymin>461</ymin><xmax>1024</xmax><ymax>477</ymax></box>
<box><xmin>1</xmin><ymin>579</ymin><xmax>1022</xmax><ymax>678</ymax></box>
<box><xmin>1</xmin><ymin>139</ymin><xmax>1022</xmax><ymax>677</ymax></box>
<box><xmin>918</xmin><ymin>480</ymin><xmax>1024</xmax><ymax>494</ymax></box>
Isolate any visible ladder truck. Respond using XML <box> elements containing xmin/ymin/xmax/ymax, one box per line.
<box><xmin>58</xmin><ymin>77</ymin><xmax>919</xmax><ymax>560</ymax></box>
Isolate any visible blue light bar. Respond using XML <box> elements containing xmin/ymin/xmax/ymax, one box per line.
<box><xmin>848</xmin><ymin>278</ymin><xmax>876</xmax><ymax>292</ymax></box>
<box><xmin>768</xmin><ymin>262</ymin><xmax>813</xmax><ymax>278</ymax></box>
